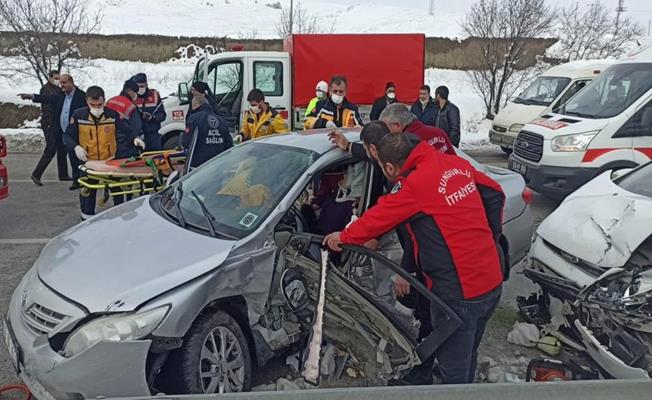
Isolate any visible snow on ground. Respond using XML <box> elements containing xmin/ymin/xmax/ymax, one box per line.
<box><xmin>93</xmin><ymin>0</ymin><xmax>463</xmax><ymax>38</ymax></box>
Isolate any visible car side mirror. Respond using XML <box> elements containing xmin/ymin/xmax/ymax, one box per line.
<box><xmin>178</xmin><ymin>82</ymin><xmax>190</xmax><ymax>104</ymax></box>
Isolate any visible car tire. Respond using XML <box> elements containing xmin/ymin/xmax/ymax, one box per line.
<box><xmin>171</xmin><ymin>310</ymin><xmax>252</xmax><ymax>394</ymax></box>
<box><xmin>163</xmin><ymin>133</ymin><xmax>181</xmax><ymax>151</ymax></box>
<box><xmin>500</xmin><ymin>146</ymin><xmax>513</xmax><ymax>155</ymax></box>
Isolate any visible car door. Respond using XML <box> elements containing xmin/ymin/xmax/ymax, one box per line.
<box><xmin>272</xmin><ymin>233</ymin><xmax>461</xmax><ymax>384</ymax></box>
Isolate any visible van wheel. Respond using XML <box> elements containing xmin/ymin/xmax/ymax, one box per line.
<box><xmin>171</xmin><ymin>311</ymin><xmax>252</xmax><ymax>394</ymax></box>
<box><xmin>500</xmin><ymin>146</ymin><xmax>513</xmax><ymax>155</ymax></box>
<box><xmin>163</xmin><ymin>133</ymin><xmax>181</xmax><ymax>151</ymax></box>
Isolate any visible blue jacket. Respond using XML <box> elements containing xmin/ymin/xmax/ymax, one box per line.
<box><xmin>183</xmin><ymin>102</ymin><xmax>233</xmax><ymax>168</ymax></box>
<box><xmin>410</xmin><ymin>97</ymin><xmax>438</xmax><ymax>127</ymax></box>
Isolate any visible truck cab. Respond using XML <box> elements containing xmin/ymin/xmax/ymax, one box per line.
<box><xmin>490</xmin><ymin>60</ymin><xmax>612</xmax><ymax>154</ymax></box>
<box><xmin>509</xmin><ymin>43</ymin><xmax>652</xmax><ymax>199</ymax></box>
<box><xmin>159</xmin><ymin>51</ymin><xmax>291</xmax><ymax>150</ymax></box>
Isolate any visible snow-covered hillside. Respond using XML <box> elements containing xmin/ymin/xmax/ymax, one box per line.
<box><xmin>93</xmin><ymin>0</ymin><xmax>463</xmax><ymax>38</ymax></box>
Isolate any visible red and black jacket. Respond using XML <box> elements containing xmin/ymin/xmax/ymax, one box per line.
<box><xmin>341</xmin><ymin>141</ymin><xmax>505</xmax><ymax>300</ymax></box>
<box><xmin>404</xmin><ymin>120</ymin><xmax>456</xmax><ymax>155</ymax></box>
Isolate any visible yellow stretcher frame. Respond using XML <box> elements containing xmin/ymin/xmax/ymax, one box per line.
<box><xmin>78</xmin><ymin>151</ymin><xmax>186</xmax><ymax>205</ymax></box>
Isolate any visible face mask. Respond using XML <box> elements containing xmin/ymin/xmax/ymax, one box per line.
<box><xmin>250</xmin><ymin>105</ymin><xmax>261</xmax><ymax>114</ymax></box>
<box><xmin>138</xmin><ymin>87</ymin><xmax>146</xmax><ymax>96</ymax></box>
<box><xmin>52</xmin><ymin>79</ymin><xmax>60</xmax><ymax>86</ymax></box>
<box><xmin>316</xmin><ymin>90</ymin><xmax>325</xmax><ymax>99</ymax></box>
<box><xmin>387</xmin><ymin>92</ymin><xmax>396</xmax><ymax>100</ymax></box>
<box><xmin>90</xmin><ymin>107</ymin><xmax>104</xmax><ymax>118</ymax></box>
<box><xmin>331</xmin><ymin>94</ymin><xmax>344</xmax><ymax>105</ymax></box>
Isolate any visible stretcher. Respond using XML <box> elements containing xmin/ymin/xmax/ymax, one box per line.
<box><xmin>78</xmin><ymin>150</ymin><xmax>186</xmax><ymax>205</ymax></box>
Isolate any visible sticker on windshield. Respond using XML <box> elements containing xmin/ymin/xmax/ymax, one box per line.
<box><xmin>239</xmin><ymin>212</ymin><xmax>258</xmax><ymax>228</ymax></box>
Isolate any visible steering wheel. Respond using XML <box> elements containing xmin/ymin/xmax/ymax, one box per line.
<box><xmin>278</xmin><ymin>205</ymin><xmax>309</xmax><ymax>233</ymax></box>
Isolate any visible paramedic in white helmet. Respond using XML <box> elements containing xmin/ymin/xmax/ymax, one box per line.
<box><xmin>305</xmin><ymin>80</ymin><xmax>329</xmax><ymax>117</ymax></box>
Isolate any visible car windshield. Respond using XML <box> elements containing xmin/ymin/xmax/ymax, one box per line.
<box><xmin>513</xmin><ymin>76</ymin><xmax>570</xmax><ymax>106</ymax></box>
<box><xmin>561</xmin><ymin>63</ymin><xmax>652</xmax><ymax>119</ymax></box>
<box><xmin>161</xmin><ymin>141</ymin><xmax>318</xmax><ymax>238</ymax></box>
<box><xmin>617</xmin><ymin>162</ymin><xmax>652</xmax><ymax>198</ymax></box>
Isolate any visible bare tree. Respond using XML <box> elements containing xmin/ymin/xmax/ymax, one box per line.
<box><xmin>275</xmin><ymin>0</ymin><xmax>333</xmax><ymax>38</ymax></box>
<box><xmin>556</xmin><ymin>1</ymin><xmax>643</xmax><ymax>61</ymax></box>
<box><xmin>0</xmin><ymin>0</ymin><xmax>102</xmax><ymax>85</ymax></box>
<box><xmin>463</xmin><ymin>0</ymin><xmax>556</xmax><ymax>118</ymax></box>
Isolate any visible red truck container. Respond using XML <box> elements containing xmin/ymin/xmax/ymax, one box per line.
<box><xmin>0</xmin><ymin>135</ymin><xmax>8</xmax><ymax>199</ymax></box>
<box><xmin>284</xmin><ymin>34</ymin><xmax>426</xmax><ymax>108</ymax></box>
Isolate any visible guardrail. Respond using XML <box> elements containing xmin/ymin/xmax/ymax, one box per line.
<box><xmin>112</xmin><ymin>380</ymin><xmax>652</xmax><ymax>400</ymax></box>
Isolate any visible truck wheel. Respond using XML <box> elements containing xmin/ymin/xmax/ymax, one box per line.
<box><xmin>500</xmin><ymin>146</ymin><xmax>513</xmax><ymax>155</ymax></box>
<box><xmin>163</xmin><ymin>133</ymin><xmax>181</xmax><ymax>151</ymax></box>
<box><xmin>171</xmin><ymin>310</ymin><xmax>252</xmax><ymax>394</ymax></box>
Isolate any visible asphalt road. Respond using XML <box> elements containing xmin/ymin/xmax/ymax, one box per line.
<box><xmin>0</xmin><ymin>150</ymin><xmax>560</xmax><ymax>387</ymax></box>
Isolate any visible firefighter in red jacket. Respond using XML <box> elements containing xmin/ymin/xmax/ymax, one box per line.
<box><xmin>106</xmin><ymin>79</ymin><xmax>143</xmax><ymax>143</ymax></box>
<box><xmin>324</xmin><ymin>133</ymin><xmax>505</xmax><ymax>385</ymax></box>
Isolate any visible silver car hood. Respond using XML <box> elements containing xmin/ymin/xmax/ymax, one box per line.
<box><xmin>537</xmin><ymin>171</ymin><xmax>652</xmax><ymax>268</ymax></box>
<box><xmin>36</xmin><ymin>197</ymin><xmax>235</xmax><ymax>313</ymax></box>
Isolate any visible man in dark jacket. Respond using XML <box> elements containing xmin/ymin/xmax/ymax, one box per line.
<box><xmin>304</xmin><ymin>75</ymin><xmax>363</xmax><ymax>129</ymax></box>
<box><xmin>380</xmin><ymin>103</ymin><xmax>455</xmax><ymax>155</ymax></box>
<box><xmin>434</xmin><ymin>85</ymin><xmax>461</xmax><ymax>147</ymax></box>
<box><xmin>370</xmin><ymin>81</ymin><xmax>397</xmax><ymax>121</ymax></box>
<box><xmin>133</xmin><ymin>73</ymin><xmax>166</xmax><ymax>151</ymax></box>
<box><xmin>183</xmin><ymin>93</ymin><xmax>233</xmax><ymax>169</ymax></box>
<box><xmin>324</xmin><ymin>133</ymin><xmax>505</xmax><ymax>385</ymax></box>
<box><xmin>21</xmin><ymin>74</ymin><xmax>87</xmax><ymax>189</ymax></box>
<box><xmin>410</xmin><ymin>85</ymin><xmax>438</xmax><ymax>127</ymax></box>
<box><xmin>18</xmin><ymin>70</ymin><xmax>72</xmax><ymax>185</ymax></box>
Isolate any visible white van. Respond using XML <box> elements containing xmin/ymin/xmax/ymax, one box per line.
<box><xmin>490</xmin><ymin>60</ymin><xmax>612</xmax><ymax>153</ymax></box>
<box><xmin>509</xmin><ymin>43</ymin><xmax>652</xmax><ymax>199</ymax></box>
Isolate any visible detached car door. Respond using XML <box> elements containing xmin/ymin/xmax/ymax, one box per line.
<box><xmin>274</xmin><ymin>233</ymin><xmax>461</xmax><ymax>384</ymax></box>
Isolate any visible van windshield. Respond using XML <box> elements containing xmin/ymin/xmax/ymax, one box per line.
<box><xmin>561</xmin><ymin>63</ymin><xmax>652</xmax><ymax>119</ymax></box>
<box><xmin>514</xmin><ymin>76</ymin><xmax>570</xmax><ymax>106</ymax></box>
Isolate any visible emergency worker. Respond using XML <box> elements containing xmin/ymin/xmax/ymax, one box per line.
<box><xmin>237</xmin><ymin>89</ymin><xmax>289</xmax><ymax>141</ymax></box>
<box><xmin>64</xmin><ymin>86</ymin><xmax>144</xmax><ymax>219</ymax></box>
<box><xmin>370</xmin><ymin>81</ymin><xmax>397</xmax><ymax>121</ymax></box>
<box><xmin>133</xmin><ymin>73</ymin><xmax>166</xmax><ymax>151</ymax></box>
<box><xmin>183</xmin><ymin>92</ymin><xmax>233</xmax><ymax>169</ymax></box>
<box><xmin>381</xmin><ymin>103</ymin><xmax>455</xmax><ymax>155</ymax></box>
<box><xmin>305</xmin><ymin>80</ymin><xmax>328</xmax><ymax>117</ymax></box>
<box><xmin>106</xmin><ymin>79</ymin><xmax>142</xmax><ymax>139</ymax></box>
<box><xmin>324</xmin><ymin>133</ymin><xmax>505</xmax><ymax>385</ymax></box>
<box><xmin>304</xmin><ymin>75</ymin><xmax>363</xmax><ymax>129</ymax></box>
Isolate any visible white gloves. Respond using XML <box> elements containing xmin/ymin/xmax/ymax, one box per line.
<box><xmin>134</xmin><ymin>137</ymin><xmax>146</xmax><ymax>149</ymax></box>
<box><xmin>74</xmin><ymin>145</ymin><xmax>87</xmax><ymax>162</ymax></box>
<box><xmin>325</xmin><ymin>121</ymin><xmax>337</xmax><ymax>129</ymax></box>
<box><xmin>234</xmin><ymin>134</ymin><xmax>244</xmax><ymax>144</ymax></box>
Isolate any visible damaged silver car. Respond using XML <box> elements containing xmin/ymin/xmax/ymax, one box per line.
<box><xmin>2</xmin><ymin>129</ymin><xmax>533</xmax><ymax>399</ymax></box>
<box><xmin>524</xmin><ymin>162</ymin><xmax>652</xmax><ymax>379</ymax></box>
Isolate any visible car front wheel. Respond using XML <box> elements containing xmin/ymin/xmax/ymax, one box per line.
<box><xmin>172</xmin><ymin>310</ymin><xmax>252</xmax><ymax>394</ymax></box>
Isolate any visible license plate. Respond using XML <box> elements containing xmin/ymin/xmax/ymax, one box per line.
<box><xmin>2</xmin><ymin>319</ymin><xmax>20</xmax><ymax>373</ymax></box>
<box><xmin>511</xmin><ymin>160</ymin><xmax>527</xmax><ymax>175</ymax></box>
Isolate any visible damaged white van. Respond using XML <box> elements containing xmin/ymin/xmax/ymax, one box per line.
<box><xmin>490</xmin><ymin>60</ymin><xmax>611</xmax><ymax>154</ymax></box>
<box><xmin>509</xmin><ymin>43</ymin><xmax>652</xmax><ymax>199</ymax></box>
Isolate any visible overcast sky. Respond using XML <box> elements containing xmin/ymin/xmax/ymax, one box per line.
<box><xmin>328</xmin><ymin>0</ymin><xmax>652</xmax><ymax>32</ymax></box>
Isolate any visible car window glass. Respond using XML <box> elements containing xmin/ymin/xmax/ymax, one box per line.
<box><xmin>563</xmin><ymin>63</ymin><xmax>652</xmax><ymax>118</ymax></box>
<box><xmin>254</xmin><ymin>61</ymin><xmax>283</xmax><ymax>96</ymax></box>
<box><xmin>614</xmin><ymin>98</ymin><xmax>652</xmax><ymax>138</ymax></box>
<box><xmin>514</xmin><ymin>76</ymin><xmax>571</xmax><ymax>106</ymax></box>
<box><xmin>174</xmin><ymin>142</ymin><xmax>318</xmax><ymax>238</ymax></box>
<box><xmin>206</xmin><ymin>61</ymin><xmax>242</xmax><ymax>98</ymax></box>
<box><xmin>617</xmin><ymin>163</ymin><xmax>652</xmax><ymax>197</ymax></box>
<box><xmin>194</xmin><ymin>57</ymin><xmax>206</xmax><ymax>82</ymax></box>
<box><xmin>552</xmin><ymin>79</ymin><xmax>590</xmax><ymax>112</ymax></box>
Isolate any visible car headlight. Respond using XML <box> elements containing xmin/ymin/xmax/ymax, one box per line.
<box><xmin>62</xmin><ymin>305</ymin><xmax>169</xmax><ymax>357</ymax></box>
<box><xmin>551</xmin><ymin>131</ymin><xmax>598</xmax><ymax>152</ymax></box>
<box><xmin>509</xmin><ymin>123</ymin><xmax>524</xmax><ymax>133</ymax></box>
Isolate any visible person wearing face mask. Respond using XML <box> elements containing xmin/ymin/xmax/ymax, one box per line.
<box><xmin>370</xmin><ymin>81</ymin><xmax>397</xmax><ymax>121</ymax></box>
<box><xmin>237</xmin><ymin>89</ymin><xmax>289</xmax><ymax>141</ymax></box>
<box><xmin>132</xmin><ymin>73</ymin><xmax>166</xmax><ymax>151</ymax></box>
<box><xmin>64</xmin><ymin>86</ymin><xmax>144</xmax><ymax>220</ymax></box>
<box><xmin>305</xmin><ymin>80</ymin><xmax>328</xmax><ymax>117</ymax></box>
<box><xmin>304</xmin><ymin>75</ymin><xmax>363</xmax><ymax>130</ymax></box>
<box><xmin>106</xmin><ymin>79</ymin><xmax>143</xmax><ymax>141</ymax></box>
<box><xmin>410</xmin><ymin>85</ymin><xmax>438</xmax><ymax>127</ymax></box>
<box><xmin>19</xmin><ymin>73</ymin><xmax>86</xmax><ymax>188</ymax></box>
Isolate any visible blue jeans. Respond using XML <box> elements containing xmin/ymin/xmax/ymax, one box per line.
<box><xmin>431</xmin><ymin>285</ymin><xmax>502</xmax><ymax>384</ymax></box>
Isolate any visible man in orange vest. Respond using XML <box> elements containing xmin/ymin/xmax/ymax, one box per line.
<box><xmin>106</xmin><ymin>79</ymin><xmax>143</xmax><ymax>141</ymax></box>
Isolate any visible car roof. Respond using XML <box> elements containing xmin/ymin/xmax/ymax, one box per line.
<box><xmin>255</xmin><ymin>128</ymin><xmax>361</xmax><ymax>154</ymax></box>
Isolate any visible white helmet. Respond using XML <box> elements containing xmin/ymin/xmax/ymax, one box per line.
<box><xmin>315</xmin><ymin>80</ymin><xmax>328</xmax><ymax>93</ymax></box>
